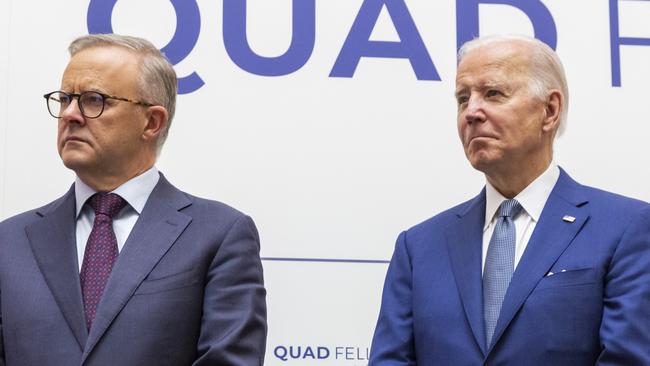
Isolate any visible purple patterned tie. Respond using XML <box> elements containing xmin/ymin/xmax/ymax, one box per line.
<box><xmin>80</xmin><ymin>192</ymin><xmax>127</xmax><ymax>329</ymax></box>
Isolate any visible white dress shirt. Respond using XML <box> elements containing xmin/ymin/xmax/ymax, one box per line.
<box><xmin>74</xmin><ymin>166</ymin><xmax>160</xmax><ymax>271</ymax></box>
<box><xmin>482</xmin><ymin>163</ymin><xmax>560</xmax><ymax>273</ymax></box>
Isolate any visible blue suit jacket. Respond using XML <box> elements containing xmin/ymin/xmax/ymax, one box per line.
<box><xmin>0</xmin><ymin>174</ymin><xmax>267</xmax><ymax>365</ymax></box>
<box><xmin>370</xmin><ymin>169</ymin><xmax>650</xmax><ymax>365</ymax></box>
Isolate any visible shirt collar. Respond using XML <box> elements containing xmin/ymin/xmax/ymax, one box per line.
<box><xmin>74</xmin><ymin>166</ymin><xmax>160</xmax><ymax>218</ymax></box>
<box><xmin>484</xmin><ymin>162</ymin><xmax>560</xmax><ymax>230</ymax></box>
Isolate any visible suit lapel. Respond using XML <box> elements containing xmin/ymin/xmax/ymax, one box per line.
<box><xmin>488</xmin><ymin>170</ymin><xmax>589</xmax><ymax>351</ymax></box>
<box><xmin>25</xmin><ymin>186</ymin><xmax>88</xmax><ymax>350</ymax></box>
<box><xmin>445</xmin><ymin>191</ymin><xmax>488</xmax><ymax>355</ymax></box>
<box><xmin>81</xmin><ymin>176</ymin><xmax>192</xmax><ymax>362</ymax></box>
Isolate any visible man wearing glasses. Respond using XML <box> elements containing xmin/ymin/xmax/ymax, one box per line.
<box><xmin>0</xmin><ymin>34</ymin><xmax>266</xmax><ymax>365</ymax></box>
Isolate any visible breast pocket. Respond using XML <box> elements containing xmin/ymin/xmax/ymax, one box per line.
<box><xmin>534</xmin><ymin>267</ymin><xmax>598</xmax><ymax>292</ymax></box>
<box><xmin>134</xmin><ymin>267</ymin><xmax>203</xmax><ymax>295</ymax></box>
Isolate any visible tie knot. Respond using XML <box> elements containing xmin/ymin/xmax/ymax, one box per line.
<box><xmin>89</xmin><ymin>193</ymin><xmax>127</xmax><ymax>218</ymax></box>
<box><xmin>498</xmin><ymin>199</ymin><xmax>522</xmax><ymax>218</ymax></box>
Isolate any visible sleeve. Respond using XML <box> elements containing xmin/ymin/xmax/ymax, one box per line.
<box><xmin>368</xmin><ymin>231</ymin><xmax>416</xmax><ymax>366</ymax></box>
<box><xmin>0</xmin><ymin>224</ymin><xmax>5</xmax><ymax>366</ymax></box>
<box><xmin>0</xmin><ymin>284</ymin><xmax>5</xmax><ymax>366</ymax></box>
<box><xmin>597</xmin><ymin>206</ymin><xmax>650</xmax><ymax>365</ymax></box>
<box><xmin>193</xmin><ymin>215</ymin><xmax>267</xmax><ymax>366</ymax></box>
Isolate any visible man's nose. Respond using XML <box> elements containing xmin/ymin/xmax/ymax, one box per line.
<box><xmin>464</xmin><ymin>96</ymin><xmax>486</xmax><ymax>124</ymax></box>
<box><xmin>60</xmin><ymin>99</ymin><xmax>85</xmax><ymax>125</ymax></box>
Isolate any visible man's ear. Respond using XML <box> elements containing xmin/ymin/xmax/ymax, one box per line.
<box><xmin>542</xmin><ymin>90</ymin><xmax>562</xmax><ymax>134</ymax></box>
<box><xmin>142</xmin><ymin>106</ymin><xmax>168</xmax><ymax>142</ymax></box>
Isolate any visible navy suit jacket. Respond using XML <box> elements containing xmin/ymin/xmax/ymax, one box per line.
<box><xmin>0</xmin><ymin>174</ymin><xmax>267</xmax><ymax>365</ymax></box>
<box><xmin>370</xmin><ymin>169</ymin><xmax>650</xmax><ymax>365</ymax></box>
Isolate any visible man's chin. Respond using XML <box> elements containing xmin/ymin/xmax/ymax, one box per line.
<box><xmin>60</xmin><ymin>154</ymin><xmax>94</xmax><ymax>173</ymax></box>
<box><xmin>467</xmin><ymin>153</ymin><xmax>500</xmax><ymax>174</ymax></box>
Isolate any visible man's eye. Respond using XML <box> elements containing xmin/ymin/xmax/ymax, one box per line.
<box><xmin>58</xmin><ymin>95</ymin><xmax>71</xmax><ymax>105</ymax></box>
<box><xmin>486</xmin><ymin>89</ymin><xmax>503</xmax><ymax>98</ymax></box>
<box><xmin>457</xmin><ymin>96</ymin><xmax>469</xmax><ymax>105</ymax></box>
<box><xmin>82</xmin><ymin>93</ymin><xmax>104</xmax><ymax>106</ymax></box>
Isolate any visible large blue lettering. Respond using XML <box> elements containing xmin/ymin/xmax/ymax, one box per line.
<box><xmin>609</xmin><ymin>0</ymin><xmax>650</xmax><ymax>87</ymax></box>
<box><xmin>223</xmin><ymin>0</ymin><xmax>315</xmax><ymax>76</ymax></box>
<box><xmin>330</xmin><ymin>0</ymin><xmax>440</xmax><ymax>80</ymax></box>
<box><xmin>456</xmin><ymin>0</ymin><xmax>557</xmax><ymax>50</ymax></box>
<box><xmin>87</xmin><ymin>0</ymin><xmax>203</xmax><ymax>94</ymax></box>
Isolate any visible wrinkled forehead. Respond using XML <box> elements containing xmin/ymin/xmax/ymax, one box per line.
<box><xmin>61</xmin><ymin>46</ymin><xmax>142</xmax><ymax>93</ymax></box>
<box><xmin>456</xmin><ymin>41</ymin><xmax>533</xmax><ymax>86</ymax></box>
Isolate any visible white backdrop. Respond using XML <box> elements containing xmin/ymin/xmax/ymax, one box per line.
<box><xmin>1</xmin><ymin>1</ymin><xmax>649</xmax><ymax>365</ymax></box>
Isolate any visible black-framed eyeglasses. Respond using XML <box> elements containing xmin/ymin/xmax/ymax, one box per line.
<box><xmin>43</xmin><ymin>90</ymin><xmax>154</xmax><ymax>119</ymax></box>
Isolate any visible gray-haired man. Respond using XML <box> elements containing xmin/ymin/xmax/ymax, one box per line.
<box><xmin>370</xmin><ymin>35</ymin><xmax>650</xmax><ymax>365</ymax></box>
<box><xmin>0</xmin><ymin>34</ymin><xmax>266</xmax><ymax>365</ymax></box>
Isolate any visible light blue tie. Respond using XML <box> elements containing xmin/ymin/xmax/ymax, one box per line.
<box><xmin>483</xmin><ymin>199</ymin><xmax>522</xmax><ymax>347</ymax></box>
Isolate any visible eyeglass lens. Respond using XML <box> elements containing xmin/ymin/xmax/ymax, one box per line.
<box><xmin>46</xmin><ymin>91</ymin><xmax>105</xmax><ymax>118</ymax></box>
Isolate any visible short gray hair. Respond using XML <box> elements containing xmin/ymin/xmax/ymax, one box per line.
<box><xmin>69</xmin><ymin>34</ymin><xmax>177</xmax><ymax>150</ymax></box>
<box><xmin>458</xmin><ymin>35</ymin><xmax>569</xmax><ymax>136</ymax></box>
